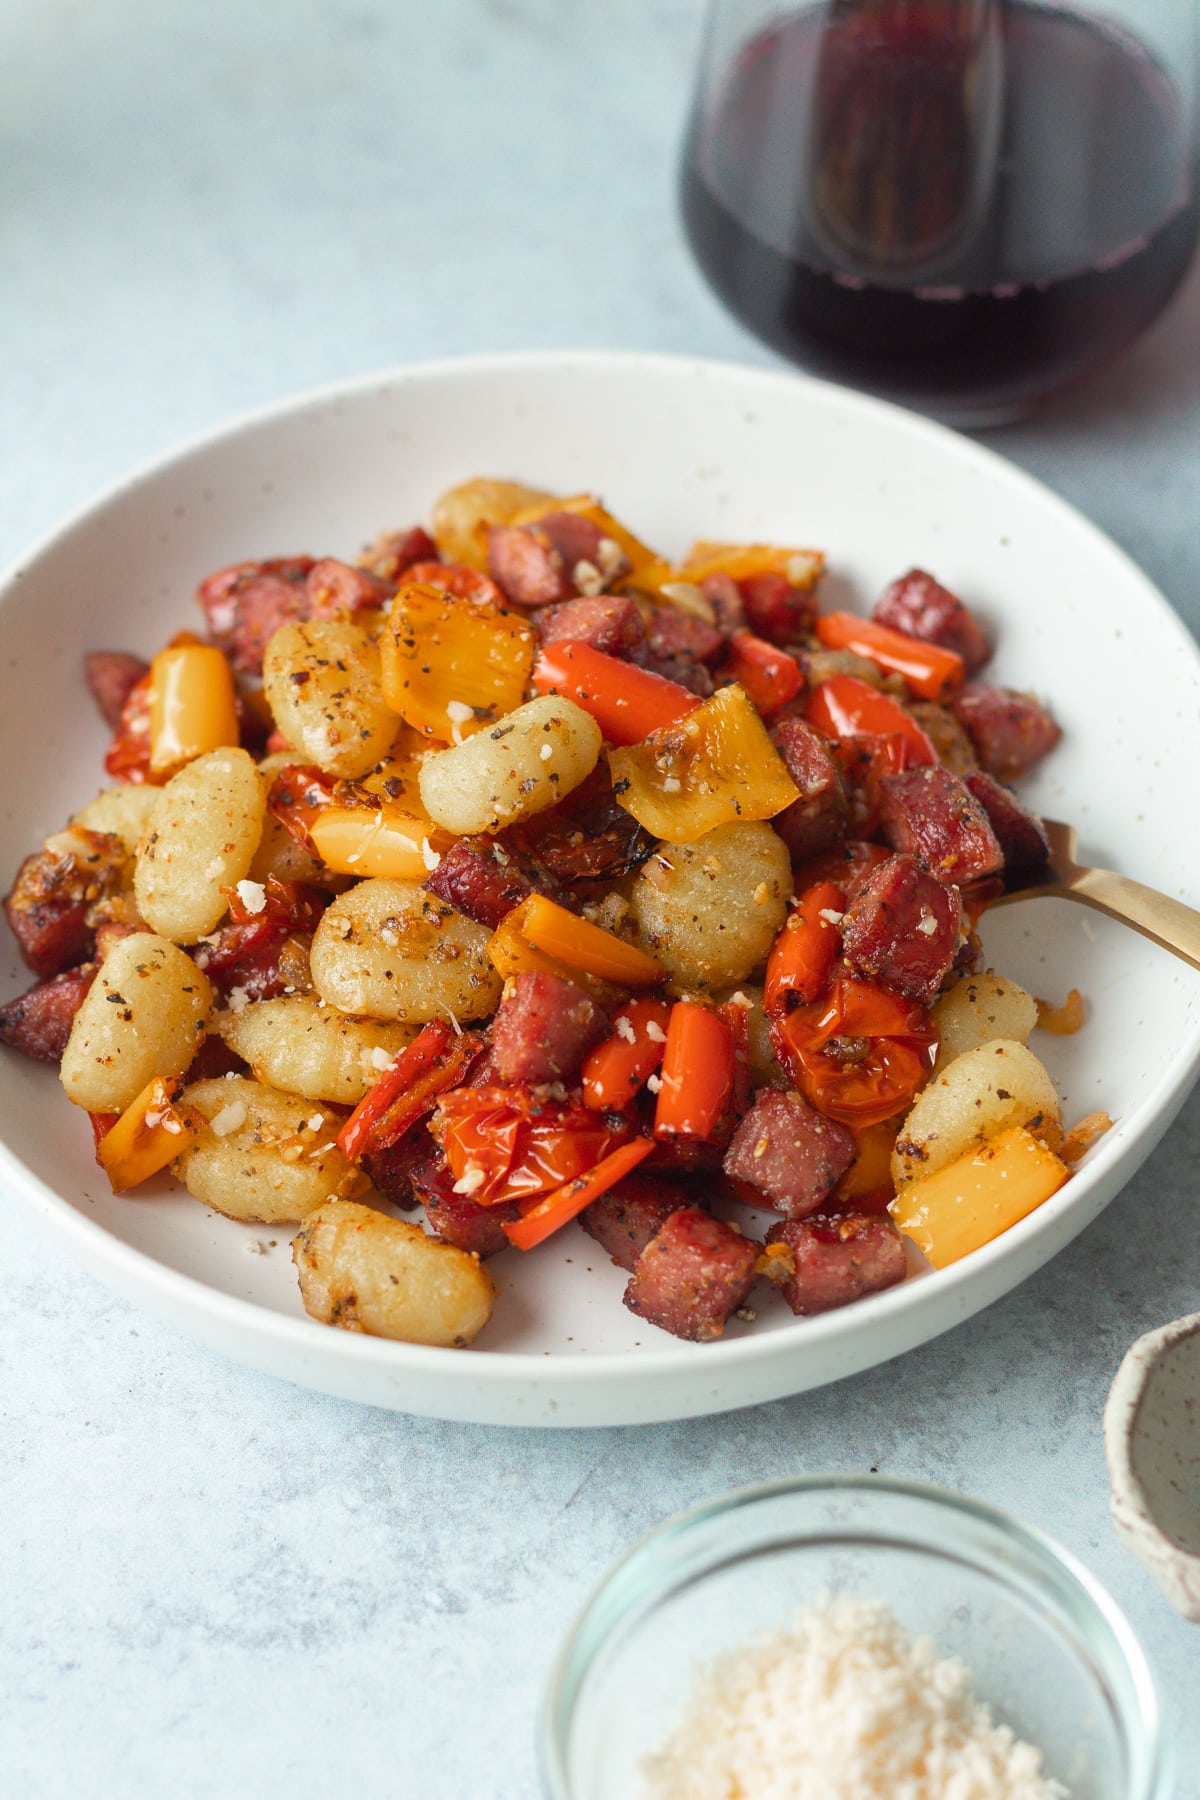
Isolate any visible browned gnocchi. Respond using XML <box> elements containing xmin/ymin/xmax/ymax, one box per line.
<box><xmin>293</xmin><ymin>1199</ymin><xmax>495</xmax><ymax>1345</ymax></box>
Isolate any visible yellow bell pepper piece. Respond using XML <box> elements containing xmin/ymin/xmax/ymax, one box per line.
<box><xmin>487</xmin><ymin>902</ymin><xmax>627</xmax><ymax>1002</ymax></box>
<box><xmin>488</xmin><ymin>910</ymin><xmax>579</xmax><ymax>987</ymax></box>
<box><xmin>609</xmin><ymin>683</ymin><xmax>800</xmax><ymax>844</ymax></box>
<box><xmin>678</xmin><ymin>541</ymin><xmax>825</xmax><ymax>589</ymax></box>
<box><xmin>519</xmin><ymin>894</ymin><xmax>663</xmax><ymax>988</ymax></box>
<box><xmin>96</xmin><ymin>1074</ymin><xmax>205</xmax><ymax>1193</ymax></box>
<box><xmin>380</xmin><ymin>580</ymin><xmax>535</xmax><ymax>743</ymax></box>
<box><xmin>309</xmin><ymin>804</ymin><xmax>450</xmax><ymax>881</ymax></box>
<box><xmin>149</xmin><ymin>644</ymin><xmax>240</xmax><ymax>773</ymax></box>
<box><xmin>890</xmin><ymin>1125</ymin><xmax>1069</xmax><ymax>1269</ymax></box>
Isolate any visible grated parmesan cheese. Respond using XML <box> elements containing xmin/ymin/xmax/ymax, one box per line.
<box><xmin>235</xmin><ymin>879</ymin><xmax>267</xmax><ymax>915</ymax></box>
<box><xmin>210</xmin><ymin>1101</ymin><xmax>247</xmax><ymax>1137</ymax></box>
<box><xmin>641</xmin><ymin>1592</ymin><xmax>1066</xmax><ymax>1800</ymax></box>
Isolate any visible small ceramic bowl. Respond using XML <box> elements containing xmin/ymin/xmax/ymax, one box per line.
<box><xmin>1104</xmin><ymin>1311</ymin><xmax>1200</xmax><ymax>1621</ymax></box>
<box><xmin>541</xmin><ymin>1474</ymin><xmax>1169</xmax><ymax>1800</ymax></box>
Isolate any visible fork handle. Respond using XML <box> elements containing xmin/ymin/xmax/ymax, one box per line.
<box><xmin>1069</xmin><ymin>867</ymin><xmax>1200</xmax><ymax>973</ymax></box>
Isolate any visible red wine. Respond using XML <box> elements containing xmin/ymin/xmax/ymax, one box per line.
<box><xmin>681</xmin><ymin>3</ymin><xmax>1200</xmax><ymax>420</ymax></box>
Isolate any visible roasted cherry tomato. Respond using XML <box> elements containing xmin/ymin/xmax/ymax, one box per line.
<box><xmin>770</xmin><ymin>971</ymin><xmax>938</xmax><ymax>1128</ymax></box>
<box><xmin>432</xmin><ymin>1084</ymin><xmax>631</xmax><ymax>1207</ymax></box>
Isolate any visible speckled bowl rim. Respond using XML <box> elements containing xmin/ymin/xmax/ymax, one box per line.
<box><xmin>1104</xmin><ymin>1311</ymin><xmax>1200</xmax><ymax>1618</ymax></box>
<box><xmin>540</xmin><ymin>1471</ymin><xmax>1170</xmax><ymax>1800</ymax></box>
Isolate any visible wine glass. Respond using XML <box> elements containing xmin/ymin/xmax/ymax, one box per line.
<box><xmin>680</xmin><ymin>0</ymin><xmax>1200</xmax><ymax>424</ymax></box>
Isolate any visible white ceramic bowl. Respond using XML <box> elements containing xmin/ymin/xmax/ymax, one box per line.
<box><xmin>2</xmin><ymin>351</ymin><xmax>1199</xmax><ymax>1426</ymax></box>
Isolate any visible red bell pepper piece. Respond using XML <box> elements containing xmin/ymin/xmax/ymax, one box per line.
<box><xmin>502</xmin><ymin>1136</ymin><xmax>656</xmax><ymax>1250</ymax></box>
<box><xmin>532</xmin><ymin>641</ymin><xmax>700</xmax><ymax>745</ymax></box>
<box><xmin>814</xmin><ymin>612</ymin><xmax>964</xmax><ymax>701</ymax></box>
<box><xmin>722</xmin><ymin>633</ymin><xmax>804</xmax><ymax>717</ymax></box>
<box><xmin>581</xmin><ymin>997</ymin><xmax>673</xmax><ymax>1112</ymax></box>
<box><xmin>653</xmin><ymin>1001</ymin><xmax>736</xmax><ymax>1142</ymax></box>
<box><xmin>337</xmin><ymin>1021</ymin><xmax>483</xmax><ymax>1162</ymax></box>
<box><xmin>806</xmin><ymin>675</ymin><xmax>937</xmax><ymax>770</ymax></box>
<box><xmin>764</xmin><ymin>881</ymin><xmax>846</xmax><ymax>1016</ymax></box>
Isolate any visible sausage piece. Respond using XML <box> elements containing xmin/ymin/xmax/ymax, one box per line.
<box><xmin>4</xmin><ymin>829</ymin><xmax>126</xmax><ymax>977</ymax></box>
<box><xmin>623</xmin><ymin>1208</ymin><xmax>758</xmax><ymax>1342</ymax></box>
<box><xmin>770</xmin><ymin>717</ymin><xmax>852</xmax><ymax>863</ymax></box>
<box><xmin>723</xmin><ymin>1088</ymin><xmax>857</xmax><ymax>1220</ymax></box>
<box><xmin>873</xmin><ymin>568</ymin><xmax>991</xmax><ymax>674</ymax></box>
<box><xmin>537</xmin><ymin>594</ymin><xmax>646</xmax><ymax>659</ymax></box>
<box><xmin>952</xmin><ymin>683</ymin><xmax>1062</xmax><ymax>778</ymax></box>
<box><xmin>877</xmin><ymin>765</ymin><xmax>1003</xmax><ymax>885</ymax></box>
<box><xmin>196</xmin><ymin>557</ymin><xmax>315</xmax><ymax>676</ymax></box>
<box><xmin>578</xmin><ymin>1173</ymin><xmax>693</xmax><ymax>1272</ymax></box>
<box><xmin>422</xmin><ymin>836</ymin><xmax>548</xmax><ymax>929</ymax></box>
<box><xmin>841</xmin><ymin>853</ymin><xmax>962</xmax><ymax>1004</ymax></box>
<box><xmin>963</xmin><ymin>770</ymin><xmax>1051</xmax><ymax>882</ymax></box>
<box><xmin>84</xmin><ymin>652</ymin><xmax>151</xmax><ymax>730</ymax></box>
<box><xmin>411</xmin><ymin>1157</ymin><xmax>517</xmax><ymax>1258</ymax></box>
<box><xmin>0</xmin><ymin>963</ymin><xmax>96</xmax><ymax>1063</ymax></box>
<box><xmin>765</xmin><ymin>1213</ymin><xmax>907</xmax><ymax>1314</ymax></box>
<box><xmin>486</xmin><ymin>524</ymin><xmax>576</xmax><ymax>607</ymax></box>
<box><xmin>491</xmin><ymin>971</ymin><xmax>608</xmax><ymax>1084</ymax></box>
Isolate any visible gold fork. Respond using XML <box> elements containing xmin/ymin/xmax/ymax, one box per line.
<box><xmin>990</xmin><ymin>819</ymin><xmax>1200</xmax><ymax>973</ymax></box>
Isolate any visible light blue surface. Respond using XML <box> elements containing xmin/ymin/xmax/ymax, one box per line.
<box><xmin>2</xmin><ymin>4</ymin><xmax>1198</xmax><ymax>1795</ymax></box>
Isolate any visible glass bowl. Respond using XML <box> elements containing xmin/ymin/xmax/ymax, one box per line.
<box><xmin>541</xmin><ymin>1474</ymin><xmax>1169</xmax><ymax>1800</ymax></box>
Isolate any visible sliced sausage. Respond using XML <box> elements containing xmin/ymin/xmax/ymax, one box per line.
<box><xmin>877</xmin><ymin>765</ymin><xmax>1004</xmax><ymax>885</ymax></box>
<box><xmin>357</xmin><ymin>525</ymin><xmax>438</xmax><ymax>584</ymax></box>
<box><xmin>578</xmin><ymin>1173</ymin><xmax>693</xmax><ymax>1271</ymax></box>
<box><xmin>841</xmin><ymin>853</ymin><xmax>962</xmax><ymax>1004</ymax></box>
<box><xmin>700</xmin><ymin>571</ymin><xmax>746</xmax><ymax>635</ymax></box>
<box><xmin>623</xmin><ymin>1208</ymin><xmax>758</xmax><ymax>1342</ymax></box>
<box><xmin>739</xmin><ymin>571</ymin><xmax>817</xmax><ymax>645</ymax></box>
<box><xmin>196</xmin><ymin>557</ymin><xmax>315</xmax><ymax>675</ymax></box>
<box><xmin>486</xmin><ymin>524</ymin><xmax>575</xmax><ymax>608</ymax></box>
<box><xmin>305</xmin><ymin>557</ymin><xmax>389</xmax><ymax>618</ymax></box>
<box><xmin>770</xmin><ymin>717</ymin><xmax>852</xmax><ymax>863</ymax></box>
<box><xmin>952</xmin><ymin>682</ymin><xmax>1062</xmax><ymax>778</ymax></box>
<box><xmin>644</xmin><ymin>610</ymin><xmax>724</xmax><ymax>665</ymax></box>
<box><xmin>84</xmin><ymin>652</ymin><xmax>151</xmax><ymax>731</ymax></box>
<box><xmin>765</xmin><ymin>1213</ymin><xmax>907</xmax><ymax>1314</ymax></box>
<box><xmin>4</xmin><ymin>829</ymin><xmax>126</xmax><ymax>977</ymax></box>
<box><xmin>964</xmin><ymin>770</ymin><xmax>1051</xmax><ymax>882</ymax></box>
<box><xmin>423</xmin><ymin>836</ymin><xmax>549</xmax><ymax>929</ymax></box>
<box><xmin>0</xmin><ymin>963</ymin><xmax>96</xmax><ymax>1063</ymax></box>
<box><xmin>537</xmin><ymin>594</ymin><xmax>646</xmax><ymax>659</ymax></box>
<box><xmin>412</xmin><ymin>1157</ymin><xmax>517</xmax><ymax>1257</ymax></box>
<box><xmin>723</xmin><ymin>1088</ymin><xmax>856</xmax><ymax>1219</ymax></box>
<box><xmin>873</xmin><ymin>568</ymin><xmax>991</xmax><ymax>675</ymax></box>
<box><xmin>491</xmin><ymin>971</ymin><xmax>607</xmax><ymax>1084</ymax></box>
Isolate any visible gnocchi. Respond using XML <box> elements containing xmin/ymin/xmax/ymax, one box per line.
<box><xmin>60</xmin><ymin>932</ymin><xmax>214</xmax><ymax>1112</ymax></box>
<box><xmin>309</xmin><ymin>878</ymin><xmax>501</xmax><ymax>1023</ymax></box>
<box><xmin>418</xmin><ymin>694</ymin><xmax>601</xmax><ymax>835</ymax></box>
<box><xmin>293</xmin><ymin>1199</ymin><xmax>496</xmax><ymax>1345</ymax></box>
<box><xmin>134</xmin><ymin>747</ymin><xmax>266</xmax><ymax>942</ymax></box>
<box><xmin>217</xmin><ymin>996</ymin><xmax>416</xmax><ymax>1105</ymax></box>
<box><xmin>174</xmin><ymin>1076</ymin><xmax>366</xmax><ymax>1223</ymax></box>
<box><xmin>262</xmin><ymin>619</ymin><xmax>397</xmax><ymax>779</ymax></box>
<box><xmin>891</xmin><ymin>1039</ymin><xmax>1063</xmax><ymax>1192</ymax></box>
<box><xmin>632</xmin><ymin>822</ymin><xmax>792</xmax><ymax>992</ymax></box>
